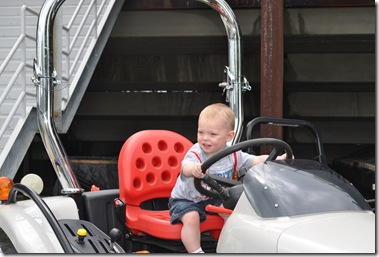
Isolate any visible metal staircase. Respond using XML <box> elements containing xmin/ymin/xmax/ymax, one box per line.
<box><xmin>0</xmin><ymin>0</ymin><xmax>124</xmax><ymax>178</ymax></box>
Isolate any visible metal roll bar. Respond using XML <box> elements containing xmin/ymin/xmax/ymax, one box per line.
<box><xmin>32</xmin><ymin>0</ymin><xmax>249</xmax><ymax>194</ymax></box>
<box><xmin>195</xmin><ymin>0</ymin><xmax>251</xmax><ymax>144</ymax></box>
<box><xmin>32</xmin><ymin>0</ymin><xmax>82</xmax><ymax>194</ymax></box>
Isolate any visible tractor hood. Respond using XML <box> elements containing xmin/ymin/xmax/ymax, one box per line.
<box><xmin>277</xmin><ymin>211</ymin><xmax>375</xmax><ymax>253</ymax></box>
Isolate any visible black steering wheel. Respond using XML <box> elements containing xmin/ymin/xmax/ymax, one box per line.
<box><xmin>7</xmin><ymin>183</ymin><xmax>74</xmax><ymax>253</ymax></box>
<box><xmin>194</xmin><ymin>138</ymin><xmax>293</xmax><ymax>200</ymax></box>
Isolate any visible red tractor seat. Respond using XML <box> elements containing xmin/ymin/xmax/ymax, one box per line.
<box><xmin>118</xmin><ymin>130</ymin><xmax>224</xmax><ymax>240</ymax></box>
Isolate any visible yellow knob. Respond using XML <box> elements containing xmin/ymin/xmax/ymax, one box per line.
<box><xmin>77</xmin><ymin>228</ymin><xmax>87</xmax><ymax>237</ymax></box>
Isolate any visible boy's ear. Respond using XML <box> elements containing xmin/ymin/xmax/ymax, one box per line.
<box><xmin>227</xmin><ymin>130</ymin><xmax>235</xmax><ymax>141</ymax></box>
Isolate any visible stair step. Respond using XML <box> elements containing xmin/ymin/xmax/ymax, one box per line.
<box><xmin>0</xmin><ymin>0</ymin><xmax>120</xmax><ymax>180</ymax></box>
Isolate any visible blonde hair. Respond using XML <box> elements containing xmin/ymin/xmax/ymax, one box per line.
<box><xmin>199</xmin><ymin>103</ymin><xmax>235</xmax><ymax>131</ymax></box>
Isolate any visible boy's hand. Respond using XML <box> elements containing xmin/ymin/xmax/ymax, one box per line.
<box><xmin>276</xmin><ymin>152</ymin><xmax>294</xmax><ymax>160</ymax></box>
<box><xmin>191</xmin><ymin>163</ymin><xmax>204</xmax><ymax>179</ymax></box>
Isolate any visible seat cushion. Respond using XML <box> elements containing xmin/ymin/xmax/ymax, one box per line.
<box><xmin>126</xmin><ymin>205</ymin><xmax>224</xmax><ymax>240</ymax></box>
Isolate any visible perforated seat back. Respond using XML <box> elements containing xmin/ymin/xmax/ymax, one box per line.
<box><xmin>118</xmin><ymin>130</ymin><xmax>193</xmax><ymax>206</ymax></box>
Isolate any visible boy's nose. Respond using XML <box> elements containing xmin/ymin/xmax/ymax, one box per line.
<box><xmin>202</xmin><ymin>134</ymin><xmax>210</xmax><ymax>140</ymax></box>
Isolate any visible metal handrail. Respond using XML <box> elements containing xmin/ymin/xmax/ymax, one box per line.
<box><xmin>61</xmin><ymin>0</ymin><xmax>106</xmax><ymax>104</ymax></box>
<box><xmin>0</xmin><ymin>63</ymin><xmax>25</xmax><ymax>139</ymax></box>
<box><xmin>0</xmin><ymin>0</ymin><xmax>114</xmax><ymax>166</ymax></box>
<box><xmin>0</xmin><ymin>5</ymin><xmax>36</xmax><ymax>141</ymax></box>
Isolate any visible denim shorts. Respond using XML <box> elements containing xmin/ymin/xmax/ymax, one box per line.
<box><xmin>168</xmin><ymin>197</ymin><xmax>223</xmax><ymax>224</ymax></box>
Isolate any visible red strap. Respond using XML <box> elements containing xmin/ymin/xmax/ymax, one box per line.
<box><xmin>190</xmin><ymin>151</ymin><xmax>202</xmax><ymax>163</ymax></box>
<box><xmin>233</xmin><ymin>152</ymin><xmax>237</xmax><ymax>171</ymax></box>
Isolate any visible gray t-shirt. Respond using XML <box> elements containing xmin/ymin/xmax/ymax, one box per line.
<box><xmin>170</xmin><ymin>143</ymin><xmax>255</xmax><ymax>203</ymax></box>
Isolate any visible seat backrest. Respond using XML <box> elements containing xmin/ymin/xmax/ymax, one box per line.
<box><xmin>118</xmin><ymin>130</ymin><xmax>193</xmax><ymax>206</ymax></box>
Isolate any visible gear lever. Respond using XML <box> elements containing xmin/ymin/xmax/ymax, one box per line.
<box><xmin>109</xmin><ymin>228</ymin><xmax>122</xmax><ymax>253</ymax></box>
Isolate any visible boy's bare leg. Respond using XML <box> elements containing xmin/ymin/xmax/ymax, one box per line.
<box><xmin>180</xmin><ymin>211</ymin><xmax>203</xmax><ymax>253</ymax></box>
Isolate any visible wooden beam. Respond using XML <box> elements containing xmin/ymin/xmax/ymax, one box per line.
<box><xmin>103</xmin><ymin>34</ymin><xmax>374</xmax><ymax>55</ymax></box>
<box><xmin>86</xmin><ymin>81</ymin><xmax>375</xmax><ymax>93</ymax></box>
<box><xmin>122</xmin><ymin>0</ymin><xmax>374</xmax><ymax>10</ymax></box>
<box><xmin>284</xmin><ymin>0</ymin><xmax>374</xmax><ymax>8</ymax></box>
<box><xmin>260</xmin><ymin>0</ymin><xmax>284</xmax><ymax>142</ymax></box>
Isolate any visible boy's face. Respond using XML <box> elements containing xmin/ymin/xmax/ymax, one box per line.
<box><xmin>197</xmin><ymin>116</ymin><xmax>234</xmax><ymax>157</ymax></box>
